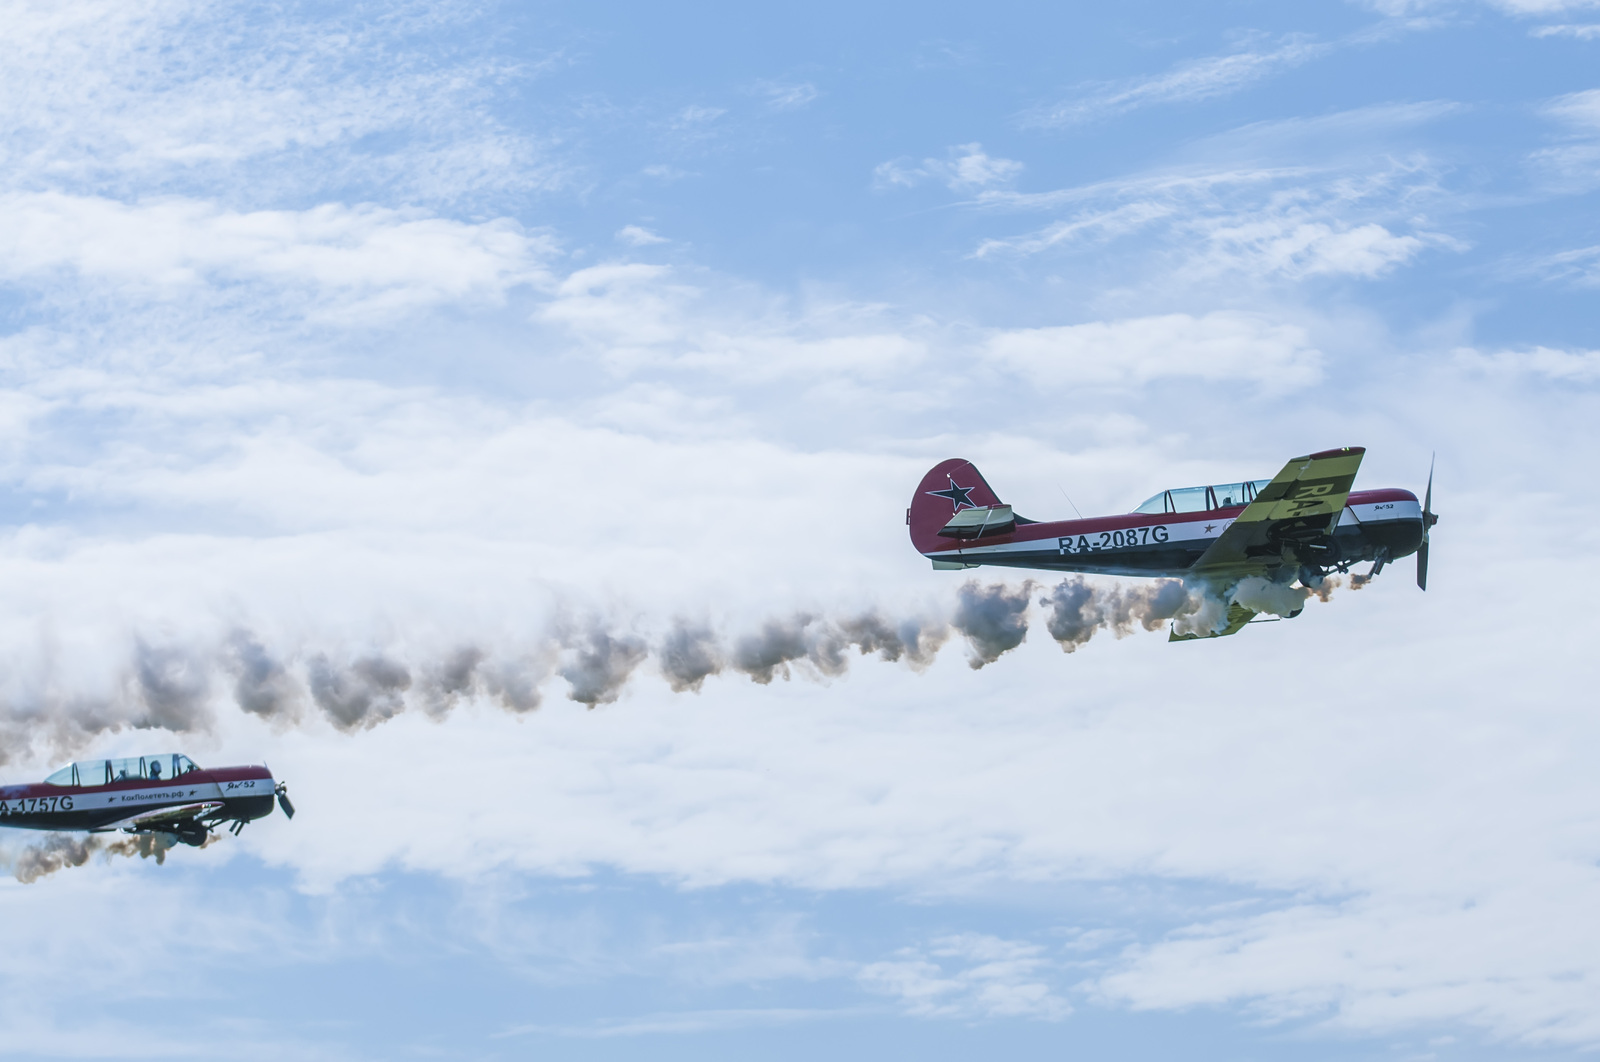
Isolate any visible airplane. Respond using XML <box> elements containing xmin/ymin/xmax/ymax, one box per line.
<box><xmin>908</xmin><ymin>446</ymin><xmax>1437</xmax><ymax>639</ymax></box>
<box><xmin>0</xmin><ymin>753</ymin><xmax>294</xmax><ymax>847</ymax></box>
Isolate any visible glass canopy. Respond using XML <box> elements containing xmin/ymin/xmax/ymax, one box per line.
<box><xmin>1133</xmin><ymin>479</ymin><xmax>1272</xmax><ymax>515</ymax></box>
<box><xmin>44</xmin><ymin>754</ymin><xmax>201</xmax><ymax>787</ymax></box>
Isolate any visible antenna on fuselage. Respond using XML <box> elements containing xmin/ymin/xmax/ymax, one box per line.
<box><xmin>1058</xmin><ymin>485</ymin><xmax>1084</xmax><ymax>520</ymax></box>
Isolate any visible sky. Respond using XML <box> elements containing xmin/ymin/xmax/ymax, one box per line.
<box><xmin>0</xmin><ymin>0</ymin><xmax>1597</xmax><ymax>1058</ymax></box>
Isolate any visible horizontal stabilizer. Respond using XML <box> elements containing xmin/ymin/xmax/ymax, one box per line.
<box><xmin>1169</xmin><ymin>603</ymin><xmax>1257</xmax><ymax>642</ymax></box>
<box><xmin>938</xmin><ymin>504</ymin><xmax>1015</xmax><ymax>540</ymax></box>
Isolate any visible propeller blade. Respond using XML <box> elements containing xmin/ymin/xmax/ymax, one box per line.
<box><xmin>275</xmin><ymin>782</ymin><xmax>296</xmax><ymax>820</ymax></box>
<box><xmin>1417</xmin><ymin>453</ymin><xmax>1436</xmax><ymax>591</ymax></box>
<box><xmin>1423</xmin><ymin>453</ymin><xmax>1434</xmax><ymax>536</ymax></box>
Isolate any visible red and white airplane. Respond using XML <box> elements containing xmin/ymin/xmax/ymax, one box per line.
<box><xmin>0</xmin><ymin>753</ymin><xmax>293</xmax><ymax>847</ymax></box>
<box><xmin>909</xmin><ymin>446</ymin><xmax>1437</xmax><ymax>638</ymax></box>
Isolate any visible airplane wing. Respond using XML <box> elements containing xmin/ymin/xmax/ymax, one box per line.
<box><xmin>90</xmin><ymin>801</ymin><xmax>225</xmax><ymax>832</ymax></box>
<box><xmin>1190</xmin><ymin>447</ymin><xmax>1365</xmax><ymax>577</ymax></box>
<box><xmin>1169</xmin><ymin>602</ymin><xmax>1257</xmax><ymax>641</ymax></box>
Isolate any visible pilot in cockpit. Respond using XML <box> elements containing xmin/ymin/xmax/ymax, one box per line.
<box><xmin>149</xmin><ymin>760</ymin><xmax>162</xmax><ymax>780</ymax></box>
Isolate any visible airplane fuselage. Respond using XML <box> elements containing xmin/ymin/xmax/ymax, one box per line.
<box><xmin>922</xmin><ymin>488</ymin><xmax>1424</xmax><ymax>578</ymax></box>
<box><xmin>0</xmin><ymin>765</ymin><xmax>277</xmax><ymax>833</ymax></box>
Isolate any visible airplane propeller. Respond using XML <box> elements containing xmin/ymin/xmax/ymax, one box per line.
<box><xmin>1417</xmin><ymin>455</ymin><xmax>1438</xmax><ymax>591</ymax></box>
<box><xmin>275</xmin><ymin>780</ymin><xmax>296</xmax><ymax>820</ymax></box>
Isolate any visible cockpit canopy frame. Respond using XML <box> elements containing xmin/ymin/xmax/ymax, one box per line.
<box><xmin>1133</xmin><ymin>479</ymin><xmax>1272</xmax><ymax>515</ymax></box>
<box><xmin>44</xmin><ymin>754</ymin><xmax>201</xmax><ymax>787</ymax></box>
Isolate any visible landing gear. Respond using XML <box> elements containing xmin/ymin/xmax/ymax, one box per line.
<box><xmin>169</xmin><ymin>821</ymin><xmax>209</xmax><ymax>847</ymax></box>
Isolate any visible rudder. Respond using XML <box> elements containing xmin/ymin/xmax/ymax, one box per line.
<box><xmin>908</xmin><ymin>458</ymin><xmax>1006</xmax><ymax>555</ymax></box>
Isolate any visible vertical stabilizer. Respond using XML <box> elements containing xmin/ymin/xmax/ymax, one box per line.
<box><xmin>908</xmin><ymin>459</ymin><xmax>1007</xmax><ymax>556</ymax></box>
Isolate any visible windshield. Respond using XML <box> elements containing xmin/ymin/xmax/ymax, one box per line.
<box><xmin>43</xmin><ymin>754</ymin><xmax>201</xmax><ymax>787</ymax></box>
<box><xmin>1132</xmin><ymin>479</ymin><xmax>1272</xmax><ymax>515</ymax></box>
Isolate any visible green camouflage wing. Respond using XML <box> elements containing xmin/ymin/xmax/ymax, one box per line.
<box><xmin>1168</xmin><ymin>602</ymin><xmax>1258</xmax><ymax>642</ymax></box>
<box><xmin>1189</xmin><ymin>446</ymin><xmax>1366</xmax><ymax>579</ymax></box>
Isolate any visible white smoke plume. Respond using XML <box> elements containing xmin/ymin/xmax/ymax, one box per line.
<box><xmin>1039</xmin><ymin>576</ymin><xmax>1213</xmax><ymax>651</ymax></box>
<box><xmin>560</xmin><ymin>626</ymin><xmax>650</xmax><ymax>706</ymax></box>
<box><xmin>1231</xmin><ymin>574</ymin><xmax>1313</xmax><ymax>618</ymax></box>
<box><xmin>307</xmin><ymin>654</ymin><xmax>413</xmax><ymax>732</ymax></box>
<box><xmin>5</xmin><ymin>829</ymin><xmax>214</xmax><ymax>884</ymax></box>
<box><xmin>951</xmin><ymin>582</ymin><xmax>1034</xmax><ymax>668</ymax></box>
<box><xmin>0</xmin><ymin>576</ymin><xmax>1344</xmax><ymax>764</ymax></box>
<box><xmin>658</xmin><ymin>621</ymin><xmax>723</xmax><ymax>692</ymax></box>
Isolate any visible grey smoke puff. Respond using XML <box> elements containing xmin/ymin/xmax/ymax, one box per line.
<box><xmin>731</xmin><ymin>616</ymin><xmax>816</xmax><ymax>684</ymax></box>
<box><xmin>419</xmin><ymin>647</ymin><xmax>483</xmax><ymax>718</ymax></box>
<box><xmin>308</xmin><ymin>654</ymin><xmax>412</xmax><ymax>731</ymax></box>
<box><xmin>1040</xmin><ymin>578</ymin><xmax>1100</xmax><ymax>652</ymax></box>
<box><xmin>1139</xmin><ymin>580</ymin><xmax>1194</xmax><ymax>626</ymax></box>
<box><xmin>658</xmin><ymin>621</ymin><xmax>723</xmax><ymax>693</ymax></box>
<box><xmin>482</xmin><ymin>656</ymin><xmax>549</xmax><ymax>713</ymax></box>
<box><xmin>951</xmin><ymin>582</ymin><xmax>1033</xmax><ymax>668</ymax></box>
<box><xmin>560</xmin><ymin>628</ymin><xmax>648</xmax><ymax>706</ymax></box>
<box><xmin>728</xmin><ymin>612</ymin><xmax>938</xmax><ymax>685</ymax></box>
<box><xmin>12</xmin><ymin>833</ymin><xmax>96</xmax><ymax>883</ymax></box>
<box><xmin>223</xmin><ymin>631</ymin><xmax>301</xmax><ymax>720</ymax></box>
<box><xmin>836</xmin><ymin>613</ymin><xmax>948</xmax><ymax>668</ymax></box>
<box><xmin>1040</xmin><ymin>577</ymin><xmax>1206</xmax><ymax>652</ymax></box>
<box><xmin>99</xmin><ymin>830</ymin><xmax>182</xmax><ymax>865</ymax></box>
<box><xmin>132</xmin><ymin>642</ymin><xmax>212</xmax><ymax>732</ymax></box>
<box><xmin>10</xmin><ymin>830</ymin><xmax>179</xmax><ymax>883</ymax></box>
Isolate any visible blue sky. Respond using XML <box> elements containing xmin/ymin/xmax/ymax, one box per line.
<box><xmin>0</xmin><ymin>0</ymin><xmax>1597</xmax><ymax>1058</ymax></box>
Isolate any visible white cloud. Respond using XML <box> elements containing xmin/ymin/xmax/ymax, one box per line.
<box><xmin>1488</xmin><ymin>0</ymin><xmax>1600</xmax><ymax>12</ymax></box>
<box><xmin>538</xmin><ymin>263</ymin><xmax>928</xmax><ymax>380</ymax></box>
<box><xmin>1530</xmin><ymin>21</ymin><xmax>1600</xmax><ymax>34</ymax></box>
<box><xmin>0</xmin><ymin>192</ymin><xmax>553</xmax><ymax>321</ymax></box>
<box><xmin>1196</xmin><ymin>217</ymin><xmax>1425</xmax><ymax>278</ymax></box>
<box><xmin>755</xmin><ymin>80</ymin><xmax>820</xmax><ymax>110</ymax></box>
<box><xmin>1532</xmin><ymin>89</ymin><xmax>1600</xmax><ymax>188</ymax></box>
<box><xmin>970</xmin><ymin>154</ymin><xmax>1449</xmax><ymax>284</ymax></box>
<box><xmin>984</xmin><ymin>312</ymin><xmax>1322</xmax><ymax>392</ymax></box>
<box><xmin>642</xmin><ymin>164</ymin><xmax>692</xmax><ymax>181</ymax></box>
<box><xmin>874</xmin><ymin>143</ymin><xmax>1023</xmax><ymax>193</ymax></box>
<box><xmin>1544</xmin><ymin>87</ymin><xmax>1600</xmax><ymax>129</ymax></box>
<box><xmin>1025</xmin><ymin>36</ymin><xmax>1331</xmax><ymax>126</ymax></box>
<box><xmin>1454</xmin><ymin>344</ymin><xmax>1600</xmax><ymax>381</ymax></box>
<box><xmin>617</xmin><ymin>225</ymin><xmax>669</xmax><ymax>246</ymax></box>
<box><xmin>1097</xmin><ymin>890</ymin><xmax>1600</xmax><ymax>1044</ymax></box>
<box><xmin>675</xmin><ymin>105</ymin><xmax>727</xmax><ymax>126</ymax></box>
<box><xmin>0</xmin><ymin>0</ymin><xmax>559</xmax><ymax>202</ymax></box>
<box><xmin>858</xmin><ymin>934</ymin><xmax>1070</xmax><ymax>1020</ymax></box>
<box><xmin>1537</xmin><ymin>243</ymin><xmax>1600</xmax><ymax>284</ymax></box>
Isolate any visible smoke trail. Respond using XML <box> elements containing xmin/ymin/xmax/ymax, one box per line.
<box><xmin>224</xmin><ymin>631</ymin><xmax>301</xmax><ymax>722</ymax></box>
<box><xmin>132</xmin><ymin>642</ymin><xmax>213</xmax><ymax>732</ymax></box>
<box><xmin>1231</xmin><ymin>575</ymin><xmax>1314</xmax><ymax>618</ymax></box>
<box><xmin>951</xmin><ymin>581</ymin><xmax>1033</xmax><ymax>668</ymax></box>
<box><xmin>0</xmin><ymin>577</ymin><xmax>1272</xmax><ymax>761</ymax></box>
<box><xmin>729</xmin><ymin>615</ymin><xmax>820</xmax><ymax>684</ymax></box>
<box><xmin>1039</xmin><ymin>577</ymin><xmax>1210</xmax><ymax>652</ymax></box>
<box><xmin>659</xmin><ymin>621</ymin><xmax>723</xmax><ymax>692</ymax></box>
<box><xmin>725</xmin><ymin>609</ymin><xmax>954</xmax><ymax>684</ymax></box>
<box><xmin>419</xmin><ymin>647</ymin><xmax>483</xmax><ymax>718</ymax></box>
<box><xmin>308</xmin><ymin>654</ymin><xmax>412</xmax><ymax>731</ymax></box>
<box><xmin>481</xmin><ymin>654</ymin><xmax>552</xmax><ymax>713</ymax></box>
<box><xmin>8</xmin><ymin>830</ymin><xmax>200</xmax><ymax>884</ymax></box>
<box><xmin>560</xmin><ymin>626</ymin><xmax>649</xmax><ymax>706</ymax></box>
<box><xmin>837</xmin><ymin>612</ymin><xmax>948</xmax><ymax>669</ymax></box>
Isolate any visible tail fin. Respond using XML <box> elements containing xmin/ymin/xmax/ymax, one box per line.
<box><xmin>908</xmin><ymin>458</ymin><xmax>1007</xmax><ymax>556</ymax></box>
